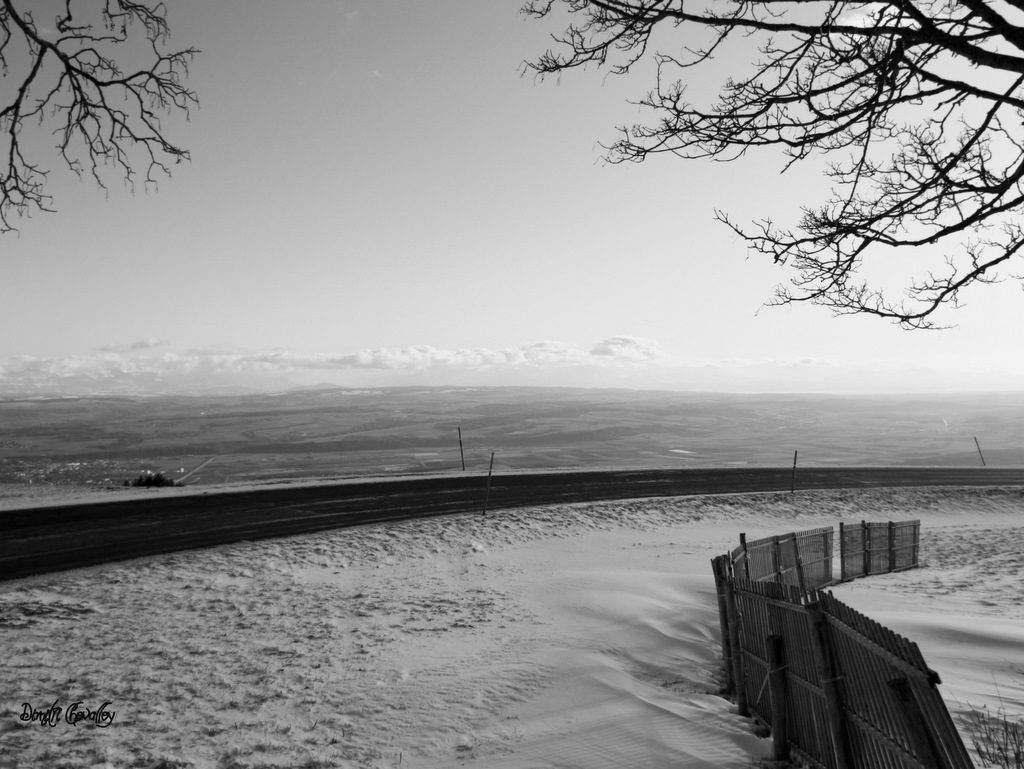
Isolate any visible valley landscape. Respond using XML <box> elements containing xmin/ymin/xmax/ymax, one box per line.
<box><xmin>2</xmin><ymin>387</ymin><xmax>1023</xmax><ymax>501</ymax></box>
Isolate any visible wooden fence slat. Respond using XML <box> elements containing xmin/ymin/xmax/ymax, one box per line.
<box><xmin>845</xmin><ymin>707</ymin><xmax>929</xmax><ymax>769</ymax></box>
<box><xmin>826</xmin><ymin>616</ymin><xmax>931</xmax><ymax>682</ymax></box>
<box><xmin>737</xmin><ymin>525</ymin><xmax>838</xmax><ymax>586</ymax></box>
<box><xmin>861</xmin><ymin>622</ymin><xmax>911</xmax><ymax>759</ymax></box>
<box><xmin>911</xmin><ymin>674</ymin><xmax>976</xmax><ymax>769</ymax></box>
<box><xmin>889</xmin><ymin>677</ymin><xmax>943</xmax><ymax>769</ymax></box>
<box><xmin>725</xmin><ymin>577</ymin><xmax>749</xmax><ymax>717</ymax></box>
<box><xmin>806</xmin><ymin>602</ymin><xmax>853</xmax><ymax>769</ymax></box>
<box><xmin>711</xmin><ymin>520</ymin><xmax>970</xmax><ymax>769</ymax></box>
<box><xmin>865</xmin><ymin>523</ymin><xmax>873</xmax><ymax>577</ymax></box>
<box><xmin>711</xmin><ymin>556</ymin><xmax>734</xmax><ymax>694</ymax></box>
<box><xmin>888</xmin><ymin>521</ymin><xmax>897</xmax><ymax>573</ymax></box>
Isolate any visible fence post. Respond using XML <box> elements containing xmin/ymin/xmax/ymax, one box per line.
<box><xmin>767</xmin><ymin>634</ymin><xmax>790</xmax><ymax>762</ymax></box>
<box><xmin>888</xmin><ymin>521</ymin><xmax>896</xmax><ymax>573</ymax></box>
<box><xmin>838</xmin><ymin>522</ymin><xmax>847</xmax><ymax>583</ymax></box>
<box><xmin>862</xmin><ymin>520</ymin><xmax>871</xmax><ymax>577</ymax></box>
<box><xmin>711</xmin><ymin>557</ymin><xmax>734</xmax><ymax>695</ymax></box>
<box><xmin>826</xmin><ymin>526</ymin><xmax>834</xmax><ymax>585</ymax></box>
<box><xmin>888</xmin><ymin>677</ymin><xmax>943</xmax><ymax>769</ymax></box>
<box><xmin>806</xmin><ymin>602</ymin><xmax>852</xmax><ymax>769</ymax></box>
<box><xmin>739</xmin><ymin>533</ymin><xmax>751</xmax><ymax>580</ymax></box>
<box><xmin>724</xmin><ymin>579</ymin><xmax>749</xmax><ymax>717</ymax></box>
<box><xmin>458</xmin><ymin>427</ymin><xmax>466</xmax><ymax>472</ymax></box>
<box><xmin>917</xmin><ymin>520</ymin><xmax>925</xmax><ymax>569</ymax></box>
<box><xmin>790</xmin><ymin>533</ymin><xmax>803</xmax><ymax>586</ymax></box>
<box><xmin>772</xmin><ymin>536</ymin><xmax>782</xmax><ymax>584</ymax></box>
<box><xmin>795</xmin><ymin>552</ymin><xmax>807</xmax><ymax>594</ymax></box>
<box><xmin>481</xmin><ymin>451</ymin><xmax>495</xmax><ymax>516</ymax></box>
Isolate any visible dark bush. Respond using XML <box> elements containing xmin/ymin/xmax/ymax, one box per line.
<box><xmin>129</xmin><ymin>472</ymin><xmax>175</xmax><ymax>488</ymax></box>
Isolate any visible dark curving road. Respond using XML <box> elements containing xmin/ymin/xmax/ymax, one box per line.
<box><xmin>3</xmin><ymin>466</ymin><xmax>1023</xmax><ymax>581</ymax></box>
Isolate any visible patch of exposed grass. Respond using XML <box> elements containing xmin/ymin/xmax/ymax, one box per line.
<box><xmin>960</xmin><ymin>704</ymin><xmax>1024</xmax><ymax>769</ymax></box>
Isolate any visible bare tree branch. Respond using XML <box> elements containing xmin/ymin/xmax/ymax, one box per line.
<box><xmin>524</xmin><ymin>0</ymin><xmax>1024</xmax><ymax>327</ymax></box>
<box><xmin>0</xmin><ymin>0</ymin><xmax>197</xmax><ymax>233</ymax></box>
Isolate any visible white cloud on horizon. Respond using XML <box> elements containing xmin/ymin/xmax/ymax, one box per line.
<box><xmin>2</xmin><ymin>338</ymin><xmax>1022</xmax><ymax>395</ymax></box>
<box><xmin>0</xmin><ymin>337</ymin><xmax>666</xmax><ymax>394</ymax></box>
<box><xmin>590</xmin><ymin>336</ymin><xmax>662</xmax><ymax>361</ymax></box>
<box><xmin>97</xmin><ymin>337</ymin><xmax>170</xmax><ymax>353</ymax></box>
<box><xmin>166</xmin><ymin>338</ymin><xmax>658</xmax><ymax>374</ymax></box>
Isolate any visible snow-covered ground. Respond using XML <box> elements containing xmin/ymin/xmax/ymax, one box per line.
<box><xmin>1</xmin><ymin>486</ymin><xmax>1022</xmax><ymax>769</ymax></box>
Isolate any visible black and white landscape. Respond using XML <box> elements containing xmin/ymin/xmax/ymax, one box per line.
<box><xmin>4</xmin><ymin>0</ymin><xmax>1024</xmax><ymax>767</ymax></box>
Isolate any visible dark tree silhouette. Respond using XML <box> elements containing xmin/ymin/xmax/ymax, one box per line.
<box><xmin>128</xmin><ymin>472</ymin><xmax>174</xmax><ymax>487</ymax></box>
<box><xmin>524</xmin><ymin>0</ymin><xmax>1024</xmax><ymax>328</ymax></box>
<box><xmin>0</xmin><ymin>0</ymin><xmax>197</xmax><ymax>233</ymax></box>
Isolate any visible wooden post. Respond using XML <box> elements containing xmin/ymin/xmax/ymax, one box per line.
<box><xmin>974</xmin><ymin>436</ymin><xmax>986</xmax><ymax>467</ymax></box>
<box><xmin>791</xmin><ymin>450</ymin><xmax>798</xmax><ymax>494</ymax></box>
<box><xmin>826</xmin><ymin>526</ymin><xmax>834</xmax><ymax>586</ymax></box>
<box><xmin>458</xmin><ymin>427</ymin><xmax>466</xmax><ymax>472</ymax></box>
<box><xmin>737</xmin><ymin>532</ymin><xmax>753</xmax><ymax>581</ymax></box>
<box><xmin>767</xmin><ymin>635</ymin><xmax>790</xmax><ymax>762</ymax></box>
<box><xmin>917</xmin><ymin>520</ymin><xmax>925</xmax><ymax>569</ymax></box>
<box><xmin>772</xmin><ymin>536</ymin><xmax>783</xmax><ymax>584</ymax></box>
<box><xmin>862</xmin><ymin>520</ymin><xmax>871</xmax><ymax>577</ymax></box>
<box><xmin>790</xmin><ymin>532</ymin><xmax>801</xmax><ymax>584</ymax></box>
<box><xmin>724</xmin><ymin>579</ymin><xmax>749</xmax><ymax>717</ymax></box>
<box><xmin>481</xmin><ymin>451</ymin><xmax>495</xmax><ymax>516</ymax></box>
<box><xmin>838</xmin><ymin>522</ymin><xmax>847</xmax><ymax>583</ymax></box>
<box><xmin>889</xmin><ymin>677</ymin><xmax>943</xmax><ymax>769</ymax></box>
<box><xmin>888</xmin><ymin>521</ymin><xmax>896</xmax><ymax>573</ymax></box>
<box><xmin>711</xmin><ymin>557</ymin><xmax>734</xmax><ymax>695</ymax></box>
<box><xmin>739</xmin><ymin>533</ymin><xmax>751</xmax><ymax>580</ymax></box>
<box><xmin>794</xmin><ymin>552</ymin><xmax>807</xmax><ymax>594</ymax></box>
<box><xmin>806</xmin><ymin>602</ymin><xmax>852</xmax><ymax>769</ymax></box>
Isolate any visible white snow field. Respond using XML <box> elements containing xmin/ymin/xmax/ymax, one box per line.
<box><xmin>1</xmin><ymin>485</ymin><xmax>1022</xmax><ymax>769</ymax></box>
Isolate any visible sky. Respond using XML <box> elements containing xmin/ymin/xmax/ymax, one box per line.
<box><xmin>2</xmin><ymin>0</ymin><xmax>1023</xmax><ymax>395</ymax></box>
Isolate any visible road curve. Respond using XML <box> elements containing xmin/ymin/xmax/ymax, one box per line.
<box><xmin>3</xmin><ymin>466</ymin><xmax>1023</xmax><ymax>581</ymax></box>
